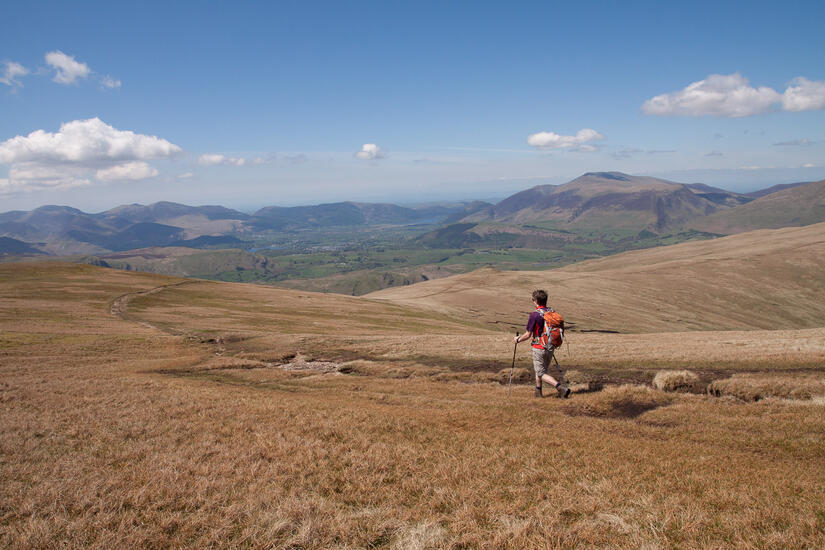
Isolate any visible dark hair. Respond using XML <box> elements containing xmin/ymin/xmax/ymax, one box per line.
<box><xmin>531</xmin><ymin>289</ymin><xmax>548</xmax><ymax>306</ymax></box>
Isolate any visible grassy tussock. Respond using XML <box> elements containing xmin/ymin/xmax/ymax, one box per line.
<box><xmin>562</xmin><ymin>384</ymin><xmax>674</xmax><ymax>418</ymax></box>
<box><xmin>564</xmin><ymin>369</ymin><xmax>604</xmax><ymax>393</ymax></box>
<box><xmin>652</xmin><ymin>369</ymin><xmax>699</xmax><ymax>392</ymax></box>
<box><xmin>708</xmin><ymin>373</ymin><xmax>825</xmax><ymax>401</ymax></box>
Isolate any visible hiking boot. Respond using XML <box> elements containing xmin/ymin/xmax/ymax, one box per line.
<box><xmin>534</xmin><ymin>387</ymin><xmax>543</xmax><ymax>398</ymax></box>
<box><xmin>556</xmin><ymin>384</ymin><xmax>571</xmax><ymax>399</ymax></box>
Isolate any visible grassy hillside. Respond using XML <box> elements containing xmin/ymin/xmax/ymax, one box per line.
<box><xmin>369</xmin><ymin>222</ymin><xmax>825</xmax><ymax>333</ymax></box>
<box><xmin>2</xmin><ymin>262</ymin><xmax>824</xmax><ymax>548</ymax></box>
<box><xmin>690</xmin><ymin>179</ymin><xmax>825</xmax><ymax>234</ymax></box>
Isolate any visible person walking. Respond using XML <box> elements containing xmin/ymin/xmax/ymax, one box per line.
<box><xmin>514</xmin><ymin>289</ymin><xmax>570</xmax><ymax>398</ymax></box>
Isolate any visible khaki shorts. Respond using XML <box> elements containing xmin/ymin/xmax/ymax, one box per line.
<box><xmin>532</xmin><ymin>347</ymin><xmax>554</xmax><ymax>377</ymax></box>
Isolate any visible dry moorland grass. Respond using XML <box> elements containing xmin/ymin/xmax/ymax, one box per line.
<box><xmin>367</xmin><ymin>222</ymin><xmax>825</xmax><ymax>333</ymax></box>
<box><xmin>652</xmin><ymin>370</ymin><xmax>700</xmax><ymax>392</ymax></box>
<box><xmin>708</xmin><ymin>373</ymin><xmax>825</xmax><ymax>402</ymax></box>
<box><xmin>2</xmin><ymin>262</ymin><xmax>825</xmax><ymax>548</ymax></box>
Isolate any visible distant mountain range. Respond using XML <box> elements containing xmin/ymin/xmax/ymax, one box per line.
<box><xmin>0</xmin><ymin>200</ymin><xmax>490</xmax><ymax>256</ymax></box>
<box><xmin>1</xmin><ymin>173</ymin><xmax>822</xmax><ymax>258</ymax></box>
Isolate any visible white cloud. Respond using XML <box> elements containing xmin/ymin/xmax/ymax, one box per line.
<box><xmin>782</xmin><ymin>77</ymin><xmax>825</xmax><ymax>112</ymax></box>
<box><xmin>0</xmin><ymin>118</ymin><xmax>180</xmax><ymax>192</ymax></box>
<box><xmin>642</xmin><ymin>73</ymin><xmax>781</xmax><ymax>117</ymax></box>
<box><xmin>803</xmin><ymin>163</ymin><xmax>816</xmax><ymax>168</ymax></box>
<box><xmin>198</xmin><ymin>153</ymin><xmax>247</xmax><ymax>166</ymax></box>
<box><xmin>177</xmin><ymin>172</ymin><xmax>195</xmax><ymax>179</ymax></box>
<box><xmin>1</xmin><ymin>61</ymin><xmax>29</xmax><ymax>88</ymax></box>
<box><xmin>96</xmin><ymin>161</ymin><xmax>158</xmax><ymax>182</ymax></box>
<box><xmin>527</xmin><ymin>128</ymin><xmax>605</xmax><ymax>151</ymax></box>
<box><xmin>7</xmin><ymin>162</ymin><xmax>92</xmax><ymax>191</ymax></box>
<box><xmin>100</xmin><ymin>75</ymin><xmax>122</xmax><ymax>89</ymax></box>
<box><xmin>643</xmin><ymin>73</ymin><xmax>825</xmax><ymax>117</ymax></box>
<box><xmin>45</xmin><ymin>50</ymin><xmax>91</xmax><ymax>85</ymax></box>
<box><xmin>0</xmin><ymin>118</ymin><xmax>181</xmax><ymax>164</ymax></box>
<box><xmin>355</xmin><ymin>143</ymin><xmax>386</xmax><ymax>160</ymax></box>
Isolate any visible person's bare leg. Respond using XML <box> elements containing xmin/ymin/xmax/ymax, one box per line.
<box><xmin>541</xmin><ymin>373</ymin><xmax>559</xmax><ymax>387</ymax></box>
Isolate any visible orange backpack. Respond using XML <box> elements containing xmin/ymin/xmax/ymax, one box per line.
<box><xmin>538</xmin><ymin>307</ymin><xmax>565</xmax><ymax>349</ymax></box>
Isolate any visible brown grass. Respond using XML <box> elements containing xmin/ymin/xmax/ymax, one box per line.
<box><xmin>561</xmin><ymin>384</ymin><xmax>674</xmax><ymax>418</ymax></box>
<box><xmin>708</xmin><ymin>373</ymin><xmax>825</xmax><ymax>401</ymax></box>
<box><xmin>368</xmin><ymin>222</ymin><xmax>825</xmax><ymax>333</ymax></box>
<box><xmin>652</xmin><ymin>369</ymin><xmax>700</xmax><ymax>392</ymax></box>
<box><xmin>2</xmin><ymin>262</ymin><xmax>825</xmax><ymax>548</ymax></box>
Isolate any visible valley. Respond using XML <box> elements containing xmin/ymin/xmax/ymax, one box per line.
<box><xmin>6</xmin><ymin>172</ymin><xmax>823</xmax><ymax>297</ymax></box>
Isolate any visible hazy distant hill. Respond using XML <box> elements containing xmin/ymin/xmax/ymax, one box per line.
<box><xmin>101</xmin><ymin>201</ymin><xmax>250</xmax><ymax>229</ymax></box>
<box><xmin>0</xmin><ymin>202</ymin><xmax>250</xmax><ymax>255</ymax></box>
<box><xmin>744</xmin><ymin>180</ymin><xmax>812</xmax><ymax>199</ymax></box>
<box><xmin>0</xmin><ymin>200</ymin><xmax>482</xmax><ymax>255</ymax></box>
<box><xmin>690</xmin><ymin>179</ymin><xmax>825</xmax><ymax>234</ymax></box>
<box><xmin>0</xmin><ymin>236</ymin><xmax>46</xmax><ymax>256</ymax></box>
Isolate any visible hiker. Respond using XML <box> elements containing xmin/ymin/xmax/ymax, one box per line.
<box><xmin>514</xmin><ymin>289</ymin><xmax>570</xmax><ymax>398</ymax></box>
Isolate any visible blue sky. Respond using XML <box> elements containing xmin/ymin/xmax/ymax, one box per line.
<box><xmin>1</xmin><ymin>0</ymin><xmax>824</xmax><ymax>212</ymax></box>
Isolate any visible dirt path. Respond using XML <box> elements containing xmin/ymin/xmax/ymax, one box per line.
<box><xmin>109</xmin><ymin>281</ymin><xmax>196</xmax><ymax>332</ymax></box>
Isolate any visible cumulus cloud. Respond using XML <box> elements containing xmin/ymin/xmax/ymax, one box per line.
<box><xmin>643</xmin><ymin>73</ymin><xmax>825</xmax><ymax>117</ymax></box>
<box><xmin>42</xmin><ymin>50</ymin><xmax>121</xmax><ymax>89</ymax></box>
<box><xmin>45</xmin><ymin>50</ymin><xmax>91</xmax><ymax>85</ymax></box>
<box><xmin>642</xmin><ymin>73</ymin><xmax>781</xmax><ymax>117</ymax></box>
<box><xmin>1</xmin><ymin>61</ymin><xmax>29</xmax><ymax>88</ymax></box>
<box><xmin>96</xmin><ymin>161</ymin><xmax>158</xmax><ymax>182</ymax></box>
<box><xmin>198</xmin><ymin>153</ymin><xmax>247</xmax><ymax>166</ymax></box>
<box><xmin>177</xmin><ymin>172</ymin><xmax>195</xmax><ymax>179</ymax></box>
<box><xmin>355</xmin><ymin>143</ymin><xmax>386</xmax><ymax>160</ymax></box>
<box><xmin>0</xmin><ymin>118</ymin><xmax>181</xmax><ymax>192</ymax></box>
<box><xmin>782</xmin><ymin>77</ymin><xmax>825</xmax><ymax>112</ymax></box>
<box><xmin>527</xmin><ymin>129</ymin><xmax>605</xmax><ymax>152</ymax></box>
<box><xmin>0</xmin><ymin>118</ymin><xmax>181</xmax><ymax>164</ymax></box>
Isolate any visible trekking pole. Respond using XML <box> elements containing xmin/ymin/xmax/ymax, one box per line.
<box><xmin>507</xmin><ymin>331</ymin><xmax>518</xmax><ymax>397</ymax></box>
<box><xmin>552</xmin><ymin>351</ymin><xmax>567</xmax><ymax>385</ymax></box>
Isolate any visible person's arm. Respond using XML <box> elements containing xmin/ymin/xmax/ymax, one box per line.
<box><xmin>514</xmin><ymin>330</ymin><xmax>531</xmax><ymax>344</ymax></box>
<box><xmin>515</xmin><ymin>312</ymin><xmax>537</xmax><ymax>344</ymax></box>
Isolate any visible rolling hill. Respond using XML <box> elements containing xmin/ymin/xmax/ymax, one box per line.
<box><xmin>689</xmin><ymin>178</ymin><xmax>825</xmax><ymax>234</ymax></box>
<box><xmin>369</xmin><ymin>221</ymin><xmax>825</xmax><ymax>333</ymax></box>
<box><xmin>2</xmin><ymin>247</ymin><xmax>824</xmax><ymax>547</ymax></box>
